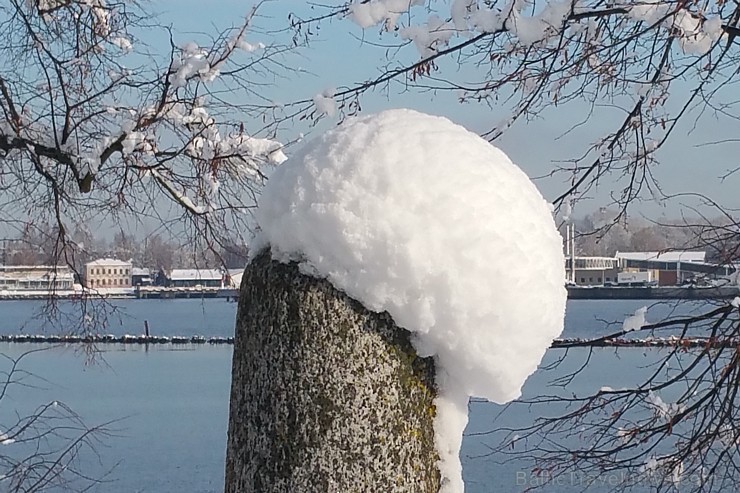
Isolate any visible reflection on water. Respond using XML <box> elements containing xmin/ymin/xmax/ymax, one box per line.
<box><xmin>0</xmin><ymin>298</ymin><xmax>239</xmax><ymax>337</ymax></box>
<box><xmin>0</xmin><ymin>345</ymin><xmax>231</xmax><ymax>493</ymax></box>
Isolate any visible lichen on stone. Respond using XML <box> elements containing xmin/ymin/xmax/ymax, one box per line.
<box><xmin>225</xmin><ymin>250</ymin><xmax>440</xmax><ymax>493</ymax></box>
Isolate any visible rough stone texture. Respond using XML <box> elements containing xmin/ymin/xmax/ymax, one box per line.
<box><xmin>225</xmin><ymin>250</ymin><xmax>440</xmax><ymax>493</ymax></box>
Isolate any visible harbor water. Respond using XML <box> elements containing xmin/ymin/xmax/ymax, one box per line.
<box><xmin>0</xmin><ymin>299</ymin><xmax>719</xmax><ymax>492</ymax></box>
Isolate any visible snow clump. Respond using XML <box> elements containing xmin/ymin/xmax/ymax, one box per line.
<box><xmin>623</xmin><ymin>306</ymin><xmax>648</xmax><ymax>332</ymax></box>
<box><xmin>312</xmin><ymin>88</ymin><xmax>337</xmax><ymax>118</ymax></box>
<box><xmin>254</xmin><ymin>108</ymin><xmax>566</xmax><ymax>493</ymax></box>
<box><xmin>347</xmin><ymin>0</ymin><xmax>424</xmax><ymax>29</ymax></box>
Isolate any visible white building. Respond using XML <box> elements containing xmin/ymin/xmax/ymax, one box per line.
<box><xmin>227</xmin><ymin>269</ymin><xmax>244</xmax><ymax>288</ymax></box>
<box><xmin>615</xmin><ymin>251</ymin><xmax>709</xmax><ymax>286</ymax></box>
<box><xmin>565</xmin><ymin>256</ymin><xmax>619</xmax><ymax>286</ymax></box>
<box><xmin>0</xmin><ymin>265</ymin><xmax>75</xmax><ymax>291</ymax></box>
<box><xmin>615</xmin><ymin>251</ymin><xmax>707</xmax><ymax>264</ymax></box>
<box><xmin>85</xmin><ymin>258</ymin><xmax>132</xmax><ymax>288</ymax></box>
<box><xmin>166</xmin><ymin>269</ymin><xmax>223</xmax><ymax>288</ymax></box>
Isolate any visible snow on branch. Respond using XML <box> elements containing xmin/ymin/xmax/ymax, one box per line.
<box><xmin>280</xmin><ymin>1</ymin><xmax>740</xmax><ymax>212</ymax></box>
<box><xmin>0</xmin><ymin>0</ymin><xmax>292</xmax><ymax>274</ymax></box>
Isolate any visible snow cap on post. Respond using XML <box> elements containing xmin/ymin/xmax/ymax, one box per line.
<box><xmin>254</xmin><ymin>108</ymin><xmax>566</xmax><ymax>492</ymax></box>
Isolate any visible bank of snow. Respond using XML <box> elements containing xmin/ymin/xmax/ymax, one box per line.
<box><xmin>253</xmin><ymin>109</ymin><xmax>566</xmax><ymax>492</ymax></box>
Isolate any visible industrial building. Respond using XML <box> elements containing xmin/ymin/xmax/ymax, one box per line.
<box><xmin>615</xmin><ymin>251</ymin><xmax>727</xmax><ymax>286</ymax></box>
<box><xmin>565</xmin><ymin>256</ymin><xmax>619</xmax><ymax>286</ymax></box>
<box><xmin>566</xmin><ymin>251</ymin><xmax>734</xmax><ymax>287</ymax></box>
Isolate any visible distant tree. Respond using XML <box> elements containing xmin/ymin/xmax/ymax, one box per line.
<box><xmin>573</xmin><ymin>209</ymin><xmax>632</xmax><ymax>256</ymax></box>
<box><xmin>140</xmin><ymin>234</ymin><xmax>176</xmax><ymax>272</ymax></box>
<box><xmin>5</xmin><ymin>234</ymin><xmax>41</xmax><ymax>266</ymax></box>
<box><xmin>69</xmin><ymin>225</ymin><xmax>97</xmax><ymax>272</ymax></box>
<box><xmin>630</xmin><ymin>226</ymin><xmax>667</xmax><ymax>251</ymax></box>
<box><xmin>110</xmin><ymin>230</ymin><xmax>138</xmax><ymax>262</ymax></box>
<box><xmin>4</xmin><ymin>222</ymin><xmax>63</xmax><ymax>266</ymax></box>
<box><xmin>218</xmin><ymin>240</ymin><xmax>250</xmax><ymax>270</ymax></box>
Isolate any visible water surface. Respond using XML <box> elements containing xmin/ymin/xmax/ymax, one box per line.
<box><xmin>0</xmin><ymin>299</ymin><xmax>718</xmax><ymax>492</ymax></box>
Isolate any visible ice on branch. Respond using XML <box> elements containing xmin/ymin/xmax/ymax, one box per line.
<box><xmin>150</xmin><ymin>169</ymin><xmax>207</xmax><ymax>214</ymax></box>
<box><xmin>469</xmin><ymin>7</ymin><xmax>505</xmax><ymax>34</ymax></box>
<box><xmin>400</xmin><ymin>15</ymin><xmax>455</xmax><ymax>57</ymax></box>
<box><xmin>451</xmin><ymin>0</ymin><xmax>475</xmax><ymax>31</ymax></box>
<box><xmin>347</xmin><ymin>0</ymin><xmax>424</xmax><ymax>29</ymax></box>
<box><xmin>646</xmin><ymin>390</ymin><xmax>685</xmax><ymax>422</ymax></box>
<box><xmin>226</xmin><ymin>29</ymin><xmax>266</xmax><ymax>53</ymax></box>
<box><xmin>622</xmin><ymin>306</ymin><xmax>647</xmax><ymax>332</ymax></box>
<box><xmin>88</xmin><ymin>0</ymin><xmax>110</xmax><ymax>36</ymax></box>
<box><xmin>0</xmin><ymin>432</ymin><xmax>15</xmax><ymax>446</ymax></box>
<box><xmin>238</xmin><ymin>39</ymin><xmax>265</xmax><ymax>52</ymax></box>
<box><xmin>185</xmin><ymin>122</ymin><xmax>286</xmax><ymax>174</ymax></box>
<box><xmin>641</xmin><ymin>455</ymin><xmax>684</xmax><ymax>485</ymax></box>
<box><xmin>624</xmin><ymin>2</ymin><xmax>726</xmax><ymax>54</ymax></box>
<box><xmin>121</xmin><ymin>131</ymin><xmax>145</xmax><ymax>155</ymax></box>
<box><xmin>169</xmin><ymin>43</ymin><xmax>220</xmax><ymax>88</ymax></box>
<box><xmin>510</xmin><ymin>1</ymin><xmax>571</xmax><ymax>46</ymax></box>
<box><xmin>312</xmin><ymin>89</ymin><xmax>337</xmax><ymax>118</ymax></box>
<box><xmin>111</xmin><ymin>36</ymin><xmax>133</xmax><ymax>52</ymax></box>
<box><xmin>254</xmin><ymin>109</ymin><xmax>566</xmax><ymax>493</ymax></box>
<box><xmin>345</xmin><ymin>0</ymin><xmax>728</xmax><ymax>59</ymax></box>
<box><xmin>626</xmin><ymin>1</ymin><xmax>670</xmax><ymax>25</ymax></box>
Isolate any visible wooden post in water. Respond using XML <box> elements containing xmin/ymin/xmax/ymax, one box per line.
<box><xmin>224</xmin><ymin>250</ymin><xmax>440</xmax><ymax>492</ymax></box>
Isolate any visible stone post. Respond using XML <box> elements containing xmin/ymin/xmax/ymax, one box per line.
<box><xmin>225</xmin><ymin>250</ymin><xmax>440</xmax><ymax>492</ymax></box>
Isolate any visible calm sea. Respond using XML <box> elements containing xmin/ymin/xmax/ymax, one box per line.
<box><xmin>0</xmin><ymin>299</ymin><xmax>713</xmax><ymax>492</ymax></box>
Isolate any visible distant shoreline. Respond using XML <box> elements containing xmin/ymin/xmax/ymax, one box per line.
<box><xmin>0</xmin><ymin>287</ymin><xmax>240</xmax><ymax>301</ymax></box>
<box><xmin>566</xmin><ymin>285</ymin><xmax>740</xmax><ymax>300</ymax></box>
<box><xmin>1</xmin><ymin>286</ymin><xmax>737</xmax><ymax>301</ymax></box>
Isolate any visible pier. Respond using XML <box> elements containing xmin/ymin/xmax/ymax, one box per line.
<box><xmin>135</xmin><ymin>286</ymin><xmax>239</xmax><ymax>300</ymax></box>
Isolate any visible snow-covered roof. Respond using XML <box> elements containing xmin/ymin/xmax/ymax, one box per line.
<box><xmin>229</xmin><ymin>271</ymin><xmax>244</xmax><ymax>287</ymax></box>
<box><xmin>86</xmin><ymin>258</ymin><xmax>132</xmax><ymax>267</ymax></box>
<box><xmin>168</xmin><ymin>269</ymin><xmax>222</xmax><ymax>281</ymax></box>
<box><xmin>0</xmin><ymin>265</ymin><xmax>72</xmax><ymax>272</ymax></box>
<box><xmin>131</xmin><ymin>268</ymin><xmax>150</xmax><ymax>276</ymax></box>
<box><xmin>616</xmin><ymin>251</ymin><xmax>706</xmax><ymax>263</ymax></box>
<box><xmin>0</xmin><ymin>268</ymin><xmax>75</xmax><ymax>281</ymax></box>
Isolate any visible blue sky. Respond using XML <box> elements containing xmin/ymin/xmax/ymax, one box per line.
<box><xmin>147</xmin><ymin>0</ymin><xmax>740</xmax><ymax>221</ymax></box>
